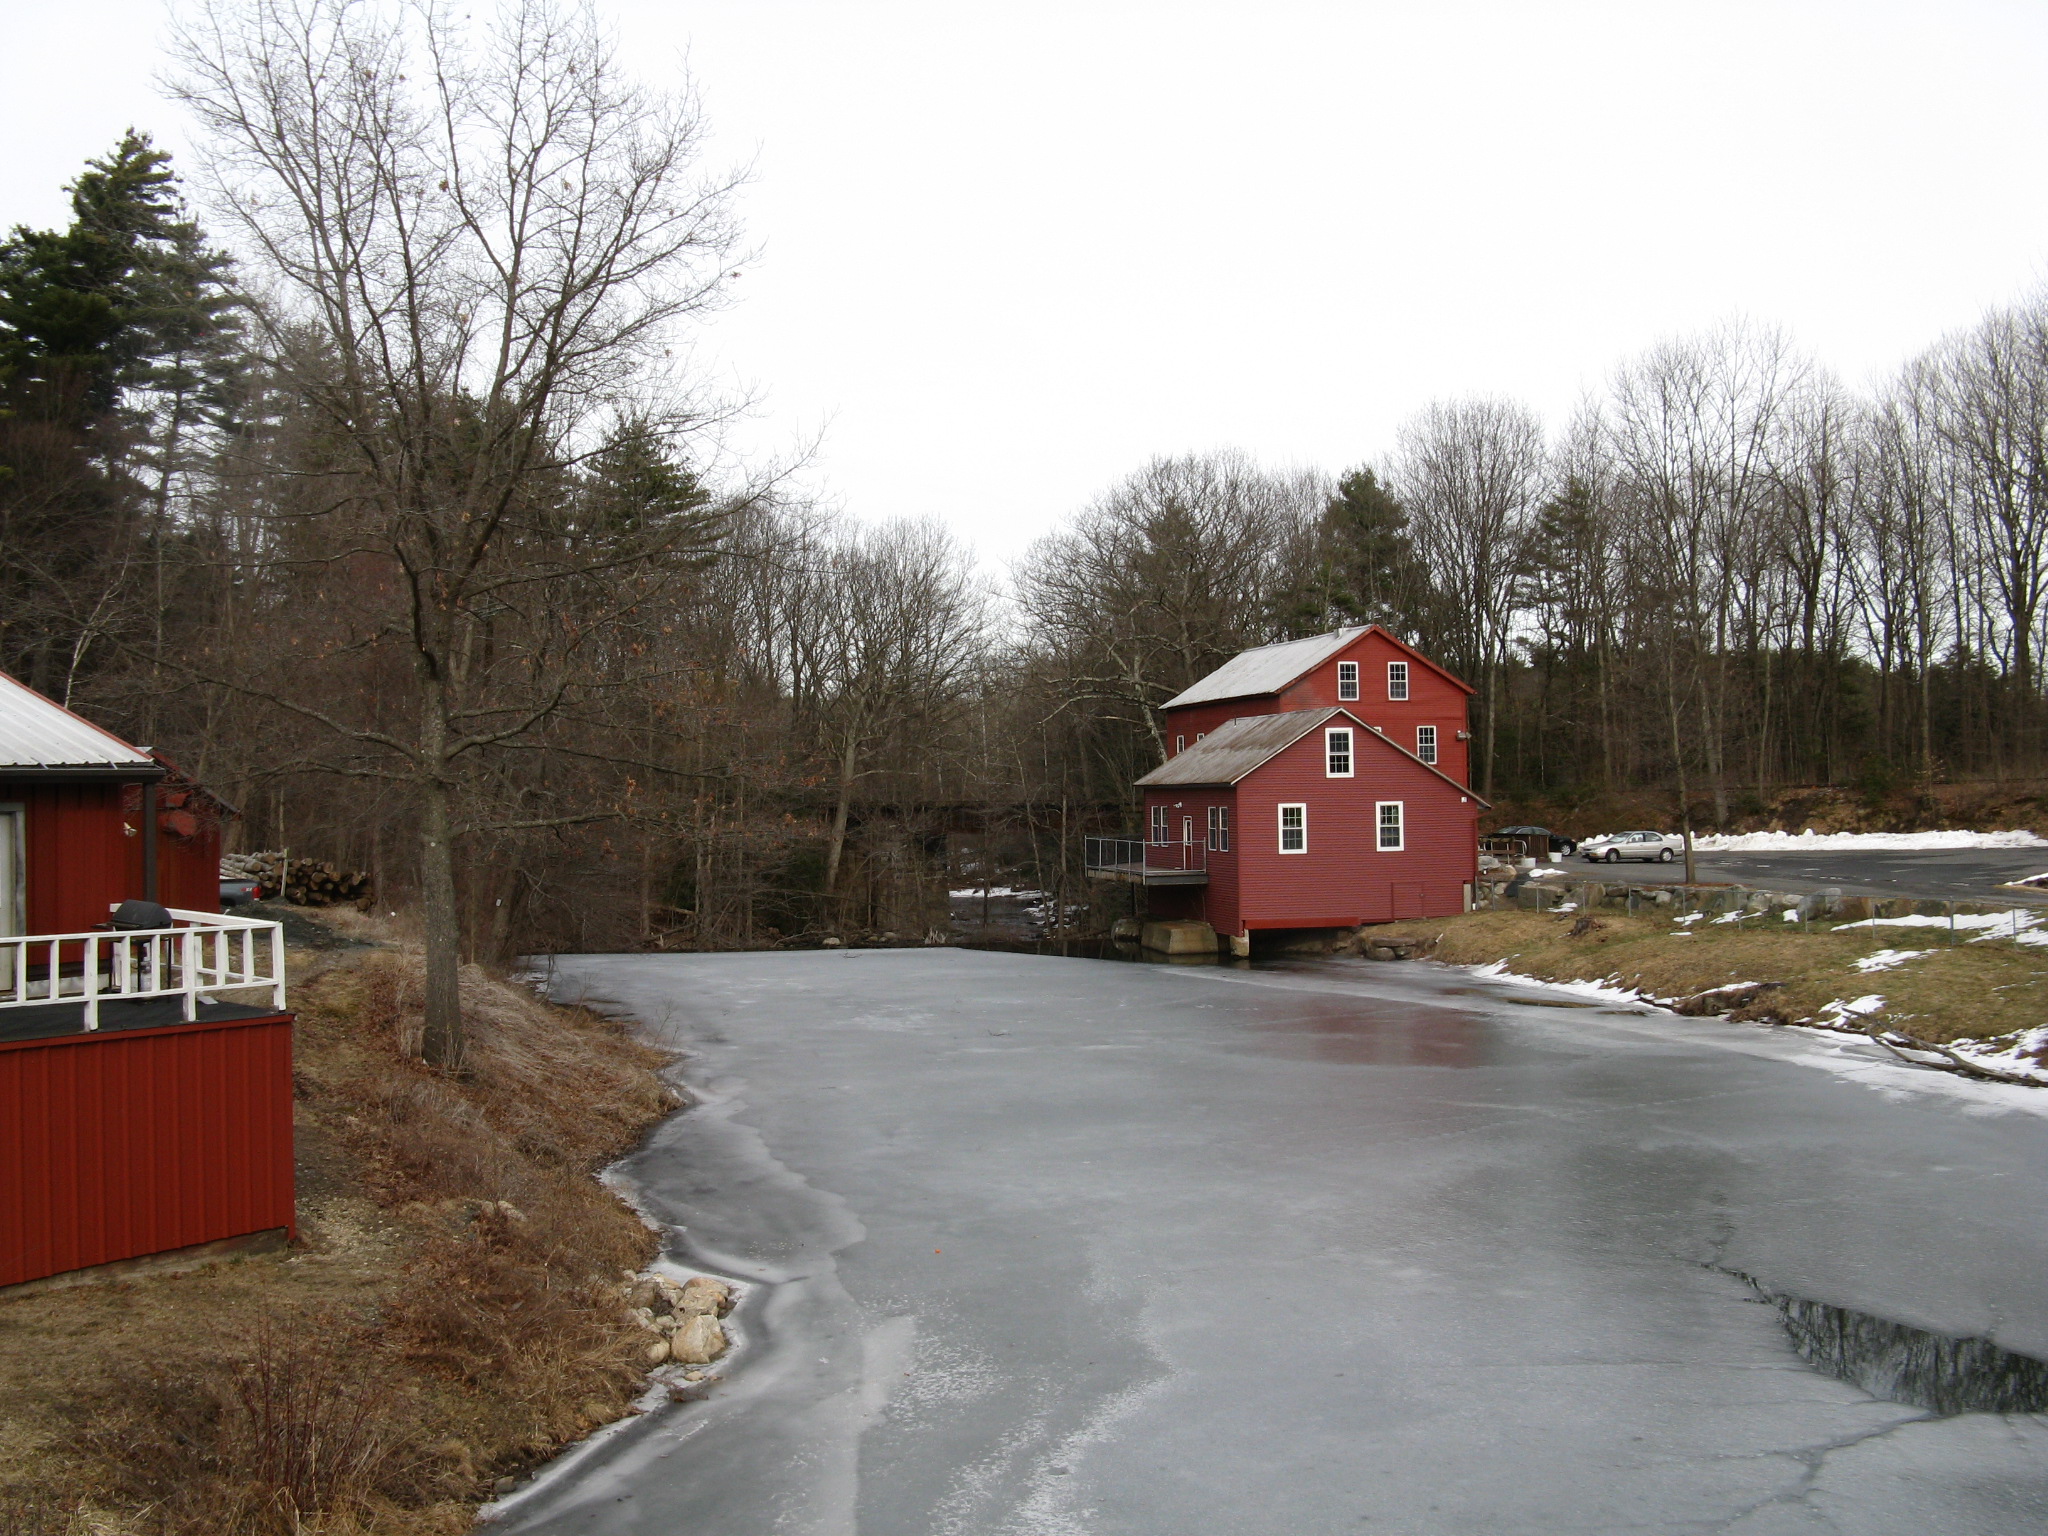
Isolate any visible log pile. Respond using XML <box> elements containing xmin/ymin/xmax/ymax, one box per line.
<box><xmin>221</xmin><ymin>850</ymin><xmax>373</xmax><ymax>908</ymax></box>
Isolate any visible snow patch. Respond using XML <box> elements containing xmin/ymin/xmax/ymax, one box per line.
<box><xmin>1819</xmin><ymin>993</ymin><xmax>1887</xmax><ymax>1021</ymax></box>
<box><xmin>1836</xmin><ymin>911</ymin><xmax>2043</xmax><ymax>941</ymax></box>
<box><xmin>948</xmin><ymin>887</ymin><xmax>1044</xmax><ymax>899</ymax></box>
<box><xmin>1465</xmin><ymin>960</ymin><xmax>1658</xmax><ymax>1009</ymax></box>
<box><xmin>1693</xmin><ymin>828</ymin><xmax>2048</xmax><ymax>851</ymax></box>
<box><xmin>1853</xmin><ymin>948</ymin><xmax>1936</xmax><ymax>973</ymax></box>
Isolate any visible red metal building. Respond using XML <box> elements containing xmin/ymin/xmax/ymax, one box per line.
<box><xmin>0</xmin><ymin>671</ymin><xmax>294</xmax><ymax>1289</ymax></box>
<box><xmin>1090</xmin><ymin>629</ymin><xmax>1487</xmax><ymax>942</ymax></box>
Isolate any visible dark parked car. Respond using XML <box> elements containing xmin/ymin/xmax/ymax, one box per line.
<box><xmin>221</xmin><ymin>877</ymin><xmax>262</xmax><ymax>907</ymax></box>
<box><xmin>1489</xmin><ymin>825</ymin><xmax>1577</xmax><ymax>857</ymax></box>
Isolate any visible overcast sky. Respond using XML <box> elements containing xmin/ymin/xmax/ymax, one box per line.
<box><xmin>7</xmin><ymin>1</ymin><xmax>2048</xmax><ymax>563</ymax></box>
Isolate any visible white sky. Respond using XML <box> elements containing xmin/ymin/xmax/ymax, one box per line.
<box><xmin>7</xmin><ymin>1</ymin><xmax>2048</xmax><ymax>564</ymax></box>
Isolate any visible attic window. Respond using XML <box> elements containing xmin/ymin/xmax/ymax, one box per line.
<box><xmin>1325</xmin><ymin>727</ymin><xmax>1353</xmax><ymax>777</ymax></box>
<box><xmin>1387</xmin><ymin>661</ymin><xmax>1409</xmax><ymax>701</ymax></box>
<box><xmin>1337</xmin><ymin>661</ymin><xmax>1359</xmax><ymax>701</ymax></box>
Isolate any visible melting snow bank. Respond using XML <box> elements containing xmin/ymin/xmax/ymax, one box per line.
<box><xmin>1692</xmin><ymin>828</ymin><xmax>2048</xmax><ymax>851</ymax></box>
<box><xmin>1458</xmin><ymin>960</ymin><xmax>2048</xmax><ymax>1092</ymax></box>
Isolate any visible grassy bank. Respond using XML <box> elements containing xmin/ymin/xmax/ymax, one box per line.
<box><xmin>0</xmin><ymin>916</ymin><xmax>677</xmax><ymax>1535</ymax></box>
<box><xmin>1367</xmin><ymin>908</ymin><xmax>2048</xmax><ymax>1060</ymax></box>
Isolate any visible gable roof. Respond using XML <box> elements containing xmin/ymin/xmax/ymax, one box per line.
<box><xmin>0</xmin><ymin>671</ymin><xmax>160</xmax><ymax>777</ymax></box>
<box><xmin>1161</xmin><ymin>624</ymin><xmax>1475</xmax><ymax>710</ymax></box>
<box><xmin>1135</xmin><ymin>705</ymin><xmax>1491</xmax><ymax>806</ymax></box>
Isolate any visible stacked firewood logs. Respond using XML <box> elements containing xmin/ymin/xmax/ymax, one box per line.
<box><xmin>221</xmin><ymin>850</ymin><xmax>373</xmax><ymax>908</ymax></box>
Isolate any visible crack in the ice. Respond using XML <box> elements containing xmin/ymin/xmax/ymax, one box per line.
<box><xmin>1703</xmin><ymin>1412</ymin><xmax>1930</xmax><ymax>1532</ymax></box>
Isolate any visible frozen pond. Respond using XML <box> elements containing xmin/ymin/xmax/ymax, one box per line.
<box><xmin>492</xmin><ymin>949</ymin><xmax>2048</xmax><ymax>1534</ymax></box>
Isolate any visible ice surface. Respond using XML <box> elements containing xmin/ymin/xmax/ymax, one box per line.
<box><xmin>494</xmin><ymin>950</ymin><xmax>2048</xmax><ymax>1535</ymax></box>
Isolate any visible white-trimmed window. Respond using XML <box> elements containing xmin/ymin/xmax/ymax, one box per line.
<box><xmin>1278</xmin><ymin>803</ymin><xmax>1307</xmax><ymax>853</ymax></box>
<box><xmin>1416</xmin><ymin>725</ymin><xmax>1437</xmax><ymax>765</ymax></box>
<box><xmin>1196</xmin><ymin>732</ymin><xmax>1206</xmax><ymax>742</ymax></box>
<box><xmin>1377</xmin><ymin>801</ymin><xmax>1405</xmax><ymax>851</ymax></box>
<box><xmin>1175</xmin><ymin>734</ymin><xmax>1185</xmax><ymax>754</ymax></box>
<box><xmin>1325</xmin><ymin>727</ymin><xmax>1353</xmax><ymax>777</ymax></box>
<box><xmin>1387</xmin><ymin>661</ymin><xmax>1409</xmax><ymax>700</ymax></box>
<box><xmin>1207</xmin><ymin>805</ymin><xmax>1230</xmax><ymax>851</ymax></box>
<box><xmin>1150</xmin><ymin>804</ymin><xmax>1169</xmax><ymax>844</ymax></box>
<box><xmin>1337</xmin><ymin>660</ymin><xmax>1359</xmax><ymax>701</ymax></box>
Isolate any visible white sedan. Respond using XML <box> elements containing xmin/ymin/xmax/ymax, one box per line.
<box><xmin>1579</xmin><ymin>830</ymin><xmax>1685</xmax><ymax>864</ymax></box>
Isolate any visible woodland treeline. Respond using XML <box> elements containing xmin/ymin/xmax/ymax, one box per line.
<box><xmin>5</xmin><ymin>3</ymin><xmax>2048</xmax><ymax>1046</ymax></box>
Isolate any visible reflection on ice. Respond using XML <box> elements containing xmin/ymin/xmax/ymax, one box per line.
<box><xmin>1735</xmin><ymin>1271</ymin><xmax>2048</xmax><ymax>1415</ymax></box>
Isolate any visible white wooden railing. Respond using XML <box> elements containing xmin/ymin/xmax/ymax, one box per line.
<box><xmin>0</xmin><ymin>908</ymin><xmax>286</xmax><ymax>1030</ymax></box>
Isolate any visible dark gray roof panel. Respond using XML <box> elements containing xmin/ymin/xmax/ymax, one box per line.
<box><xmin>1135</xmin><ymin>708</ymin><xmax>1343</xmax><ymax>786</ymax></box>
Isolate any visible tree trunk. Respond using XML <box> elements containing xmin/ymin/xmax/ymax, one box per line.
<box><xmin>418</xmin><ymin>766</ymin><xmax>464</xmax><ymax>1070</ymax></box>
<box><xmin>823</xmin><ymin>731</ymin><xmax>859</xmax><ymax>931</ymax></box>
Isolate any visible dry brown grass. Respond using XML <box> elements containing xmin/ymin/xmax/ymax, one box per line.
<box><xmin>0</xmin><ymin>923</ymin><xmax>678</xmax><ymax>1535</ymax></box>
<box><xmin>1369</xmin><ymin>909</ymin><xmax>2048</xmax><ymax>1052</ymax></box>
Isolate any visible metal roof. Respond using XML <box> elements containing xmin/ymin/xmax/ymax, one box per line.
<box><xmin>1160</xmin><ymin>629</ymin><xmax>1367</xmax><ymax>710</ymax></box>
<box><xmin>0</xmin><ymin>671</ymin><xmax>157</xmax><ymax>774</ymax></box>
<box><xmin>1135</xmin><ymin>704</ymin><xmax>1493</xmax><ymax>806</ymax></box>
<box><xmin>1136</xmin><ymin>708</ymin><xmax>1344</xmax><ymax>786</ymax></box>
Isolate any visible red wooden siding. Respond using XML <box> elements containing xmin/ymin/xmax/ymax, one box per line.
<box><xmin>1139</xmin><ymin>786</ymin><xmax>1240</xmax><ymax>934</ymax></box>
<box><xmin>1164</xmin><ymin>630</ymin><xmax>1473</xmax><ymax>787</ymax></box>
<box><xmin>1231</xmin><ymin>728</ymin><xmax>1478</xmax><ymax>929</ymax></box>
<box><xmin>0</xmin><ymin>1014</ymin><xmax>296</xmax><ymax>1287</ymax></box>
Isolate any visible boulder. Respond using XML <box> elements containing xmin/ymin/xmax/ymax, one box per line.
<box><xmin>1141</xmin><ymin>920</ymin><xmax>1216</xmax><ymax>956</ymax></box>
<box><xmin>1834</xmin><ymin>895</ymin><xmax>1874</xmax><ymax>923</ymax></box>
<box><xmin>644</xmin><ymin>1335</ymin><xmax>671</xmax><ymax>1365</ymax></box>
<box><xmin>670</xmin><ymin>1312</ymin><xmax>728</xmax><ymax>1365</ymax></box>
<box><xmin>677</xmin><ymin>1277</ymin><xmax>732</xmax><ymax>1316</ymax></box>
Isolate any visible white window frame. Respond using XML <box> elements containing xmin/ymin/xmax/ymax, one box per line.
<box><xmin>1416</xmin><ymin>724</ymin><xmax>1437</xmax><ymax>765</ymax></box>
<box><xmin>1376</xmin><ymin>800</ymin><xmax>1405</xmax><ymax>851</ymax></box>
<box><xmin>1207</xmin><ymin>804</ymin><xmax>1230</xmax><ymax>852</ymax></box>
<box><xmin>1175</xmin><ymin>734</ymin><xmax>1185</xmax><ymax>754</ymax></box>
<box><xmin>1278</xmin><ymin>802</ymin><xmax>1307</xmax><ymax>854</ymax></box>
<box><xmin>1150</xmin><ymin>804</ymin><xmax>1169</xmax><ymax>845</ymax></box>
<box><xmin>1337</xmin><ymin>660</ymin><xmax>1360</xmax><ymax>701</ymax></box>
<box><xmin>1387</xmin><ymin>661</ymin><xmax>1409</xmax><ymax>701</ymax></box>
<box><xmin>1325</xmin><ymin>726</ymin><xmax>1354</xmax><ymax>778</ymax></box>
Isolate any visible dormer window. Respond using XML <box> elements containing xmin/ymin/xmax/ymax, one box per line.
<box><xmin>1337</xmin><ymin>661</ymin><xmax>1359</xmax><ymax>701</ymax></box>
<box><xmin>1325</xmin><ymin>727</ymin><xmax>1353</xmax><ymax>777</ymax></box>
<box><xmin>1387</xmin><ymin>661</ymin><xmax>1409</xmax><ymax>701</ymax></box>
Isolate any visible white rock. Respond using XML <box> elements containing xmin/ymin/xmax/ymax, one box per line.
<box><xmin>677</xmin><ymin>1277</ymin><xmax>731</xmax><ymax>1316</ymax></box>
<box><xmin>669</xmin><ymin>1312</ymin><xmax>727</xmax><ymax>1364</ymax></box>
<box><xmin>644</xmin><ymin>1335</ymin><xmax>670</xmax><ymax>1365</ymax></box>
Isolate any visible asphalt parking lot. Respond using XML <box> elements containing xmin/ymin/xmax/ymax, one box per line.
<box><xmin>1552</xmin><ymin>848</ymin><xmax>2048</xmax><ymax>904</ymax></box>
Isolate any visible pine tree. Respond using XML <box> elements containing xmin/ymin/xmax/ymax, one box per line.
<box><xmin>0</xmin><ymin>133</ymin><xmax>242</xmax><ymax>694</ymax></box>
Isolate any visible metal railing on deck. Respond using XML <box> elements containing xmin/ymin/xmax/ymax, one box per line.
<box><xmin>1084</xmin><ymin>835</ymin><xmax>1209</xmax><ymax>879</ymax></box>
<box><xmin>0</xmin><ymin>908</ymin><xmax>287</xmax><ymax>1030</ymax></box>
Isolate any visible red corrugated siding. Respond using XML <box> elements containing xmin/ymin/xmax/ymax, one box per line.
<box><xmin>0</xmin><ymin>1015</ymin><xmax>296</xmax><ymax>1287</ymax></box>
<box><xmin>1233</xmin><ymin>728</ymin><xmax>1478</xmax><ymax>928</ymax></box>
<box><xmin>0</xmin><ymin>780</ymin><xmax>133</xmax><ymax>935</ymax></box>
<box><xmin>1163</xmin><ymin>630</ymin><xmax>1474</xmax><ymax>788</ymax></box>
<box><xmin>0</xmin><ymin>777</ymin><xmax>222</xmax><ymax>932</ymax></box>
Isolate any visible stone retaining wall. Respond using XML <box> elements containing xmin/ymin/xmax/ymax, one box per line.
<box><xmin>1475</xmin><ymin>878</ymin><xmax>2016</xmax><ymax>923</ymax></box>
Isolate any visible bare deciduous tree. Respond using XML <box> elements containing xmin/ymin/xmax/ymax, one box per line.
<box><xmin>171</xmin><ymin>0</ymin><xmax>745</xmax><ymax>1066</ymax></box>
